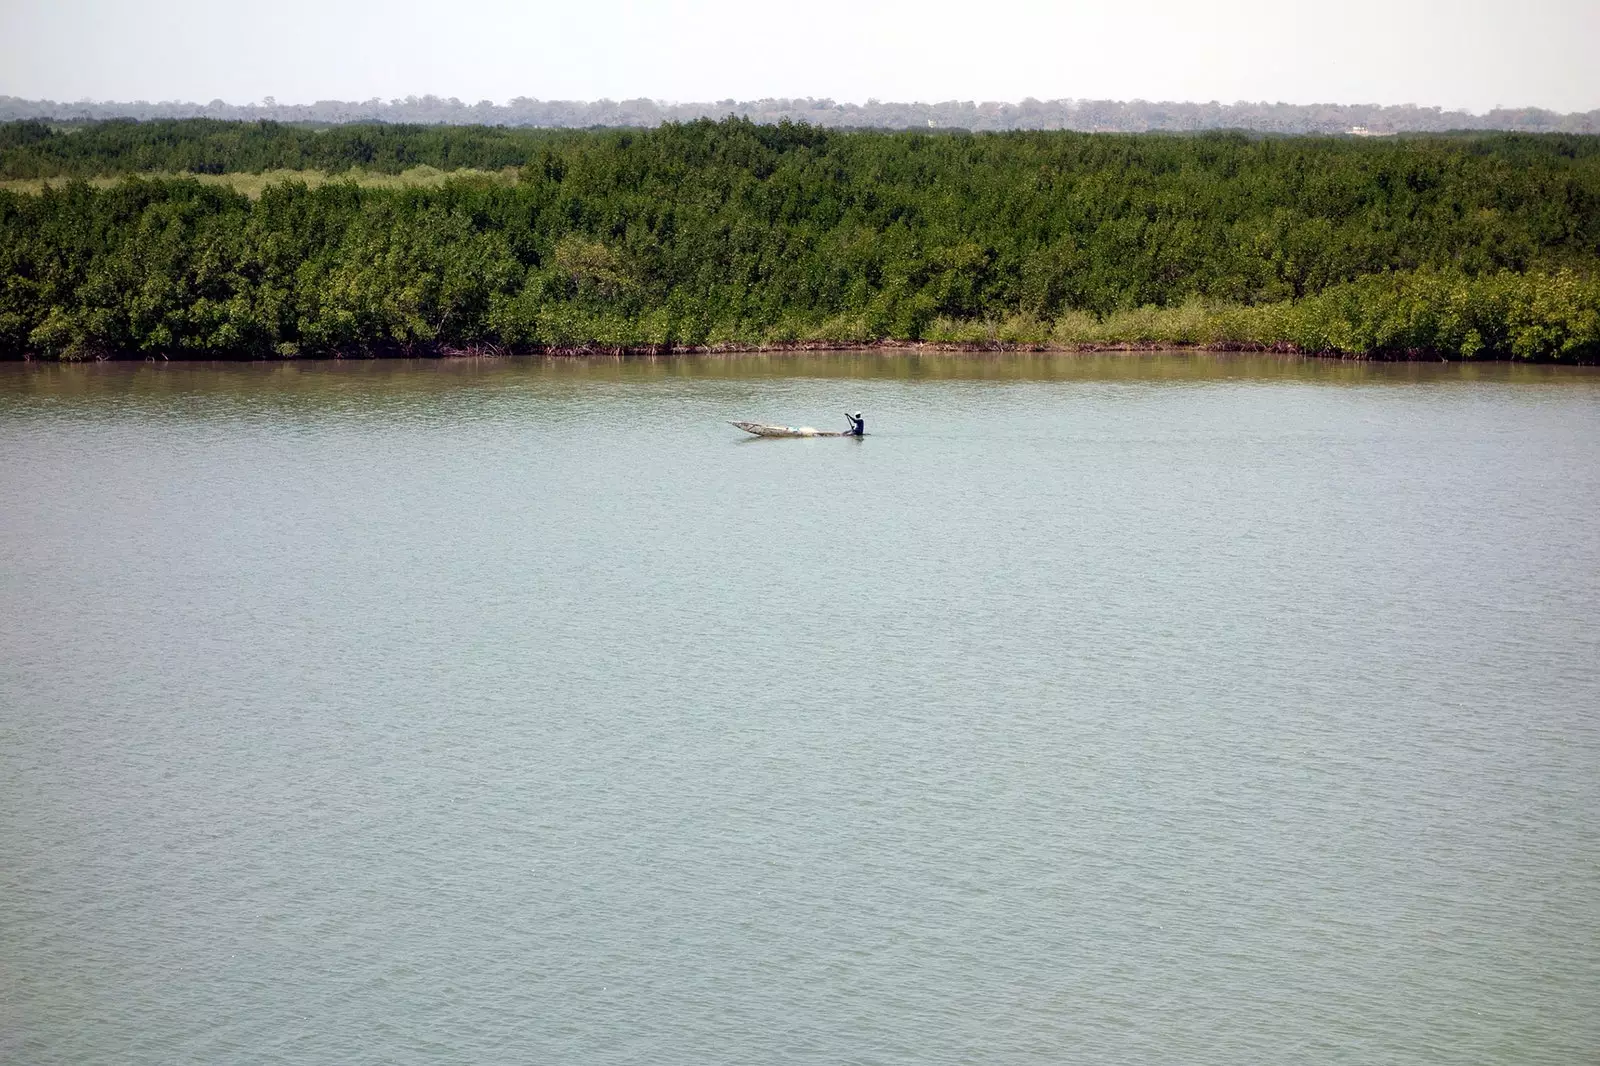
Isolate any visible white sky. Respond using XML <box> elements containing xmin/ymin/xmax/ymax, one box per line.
<box><xmin>2</xmin><ymin>0</ymin><xmax>1597</xmax><ymax>113</ymax></box>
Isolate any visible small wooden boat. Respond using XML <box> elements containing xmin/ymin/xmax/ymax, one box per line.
<box><xmin>731</xmin><ymin>421</ymin><xmax>855</xmax><ymax>438</ymax></box>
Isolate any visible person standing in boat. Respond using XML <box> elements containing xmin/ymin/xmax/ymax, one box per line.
<box><xmin>845</xmin><ymin>411</ymin><xmax>865</xmax><ymax>436</ymax></box>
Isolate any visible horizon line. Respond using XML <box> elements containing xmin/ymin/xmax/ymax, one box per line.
<box><xmin>4</xmin><ymin>93</ymin><xmax>1599</xmax><ymax>117</ymax></box>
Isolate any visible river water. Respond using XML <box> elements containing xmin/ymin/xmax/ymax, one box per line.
<box><xmin>2</xmin><ymin>353</ymin><xmax>1598</xmax><ymax>1065</ymax></box>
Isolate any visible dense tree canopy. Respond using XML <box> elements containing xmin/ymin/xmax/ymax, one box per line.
<box><xmin>2</xmin><ymin>119</ymin><xmax>1597</xmax><ymax>360</ymax></box>
<box><xmin>0</xmin><ymin>119</ymin><xmax>551</xmax><ymax>178</ymax></box>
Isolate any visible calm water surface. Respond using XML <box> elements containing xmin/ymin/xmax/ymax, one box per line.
<box><xmin>2</xmin><ymin>353</ymin><xmax>1598</xmax><ymax>1065</ymax></box>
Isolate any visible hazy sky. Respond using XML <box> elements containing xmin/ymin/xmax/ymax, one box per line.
<box><xmin>2</xmin><ymin>0</ymin><xmax>1596</xmax><ymax>113</ymax></box>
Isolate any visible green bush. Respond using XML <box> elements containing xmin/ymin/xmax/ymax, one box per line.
<box><xmin>2</xmin><ymin>120</ymin><xmax>1597</xmax><ymax>360</ymax></box>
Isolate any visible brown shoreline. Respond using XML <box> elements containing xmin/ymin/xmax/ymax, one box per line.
<box><xmin>6</xmin><ymin>339</ymin><xmax>1595</xmax><ymax>364</ymax></box>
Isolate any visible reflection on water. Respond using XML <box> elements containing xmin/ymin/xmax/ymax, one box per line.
<box><xmin>5</xmin><ymin>349</ymin><xmax>1595</xmax><ymax>403</ymax></box>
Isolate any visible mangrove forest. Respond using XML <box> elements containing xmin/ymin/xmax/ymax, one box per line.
<box><xmin>1</xmin><ymin>118</ymin><xmax>1597</xmax><ymax>361</ymax></box>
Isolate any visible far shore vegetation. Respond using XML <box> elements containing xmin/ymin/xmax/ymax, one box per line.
<box><xmin>2</xmin><ymin>118</ymin><xmax>1597</xmax><ymax>362</ymax></box>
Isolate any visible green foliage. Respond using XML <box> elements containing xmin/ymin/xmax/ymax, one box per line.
<box><xmin>1267</xmin><ymin>269</ymin><xmax>1600</xmax><ymax>360</ymax></box>
<box><xmin>1020</xmin><ymin>271</ymin><xmax>1600</xmax><ymax>361</ymax></box>
<box><xmin>1</xmin><ymin>119</ymin><xmax>1597</xmax><ymax>361</ymax></box>
<box><xmin>0</xmin><ymin>119</ymin><xmax>554</xmax><ymax>178</ymax></box>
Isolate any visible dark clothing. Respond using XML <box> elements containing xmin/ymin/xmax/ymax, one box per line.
<box><xmin>846</xmin><ymin>414</ymin><xmax>865</xmax><ymax>436</ymax></box>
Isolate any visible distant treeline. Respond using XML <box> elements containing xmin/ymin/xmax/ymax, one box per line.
<box><xmin>4</xmin><ymin>95</ymin><xmax>1599</xmax><ymax>135</ymax></box>
<box><xmin>2</xmin><ymin>119</ymin><xmax>1598</xmax><ymax>361</ymax></box>
<box><xmin>8</xmin><ymin>118</ymin><xmax>1600</xmax><ymax>182</ymax></box>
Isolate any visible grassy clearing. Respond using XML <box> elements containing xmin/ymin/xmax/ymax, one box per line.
<box><xmin>0</xmin><ymin>165</ymin><xmax>523</xmax><ymax>198</ymax></box>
